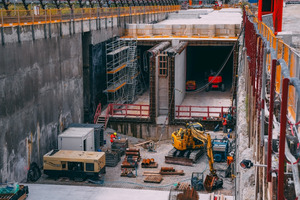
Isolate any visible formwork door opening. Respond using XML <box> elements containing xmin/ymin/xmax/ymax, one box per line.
<box><xmin>132</xmin><ymin>46</ymin><xmax>151</xmax><ymax>105</ymax></box>
<box><xmin>175</xmin><ymin>45</ymin><xmax>235</xmax><ymax>119</ymax></box>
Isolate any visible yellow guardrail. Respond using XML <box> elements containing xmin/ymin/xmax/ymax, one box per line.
<box><xmin>246</xmin><ymin>7</ymin><xmax>299</xmax><ymax>121</ymax></box>
<box><xmin>0</xmin><ymin>5</ymin><xmax>180</xmax><ymax>27</ymax></box>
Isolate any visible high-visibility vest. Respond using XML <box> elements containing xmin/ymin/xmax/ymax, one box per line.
<box><xmin>223</xmin><ymin>119</ymin><xmax>227</xmax><ymax>126</ymax></box>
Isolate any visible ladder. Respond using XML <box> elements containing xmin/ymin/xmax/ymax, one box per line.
<box><xmin>126</xmin><ymin>40</ymin><xmax>138</xmax><ymax>103</ymax></box>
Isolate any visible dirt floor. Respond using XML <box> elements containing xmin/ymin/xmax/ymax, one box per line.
<box><xmin>35</xmin><ymin>128</ymin><xmax>235</xmax><ymax>196</ymax></box>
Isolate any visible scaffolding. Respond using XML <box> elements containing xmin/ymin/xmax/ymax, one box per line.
<box><xmin>105</xmin><ymin>39</ymin><xmax>143</xmax><ymax>104</ymax></box>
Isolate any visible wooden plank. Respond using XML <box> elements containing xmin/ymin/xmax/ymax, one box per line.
<box><xmin>160</xmin><ymin>170</ymin><xmax>184</xmax><ymax>175</ymax></box>
<box><xmin>134</xmin><ymin>140</ymin><xmax>153</xmax><ymax>147</ymax></box>
<box><xmin>143</xmin><ymin>171</ymin><xmax>160</xmax><ymax>176</ymax></box>
<box><xmin>144</xmin><ymin>175</ymin><xmax>163</xmax><ymax>183</ymax></box>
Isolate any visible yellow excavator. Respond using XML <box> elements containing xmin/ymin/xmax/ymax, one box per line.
<box><xmin>165</xmin><ymin>122</ymin><xmax>223</xmax><ymax>191</ymax></box>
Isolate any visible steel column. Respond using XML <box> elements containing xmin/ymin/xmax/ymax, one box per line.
<box><xmin>277</xmin><ymin>78</ymin><xmax>289</xmax><ymax>200</ymax></box>
<box><xmin>258</xmin><ymin>0</ymin><xmax>263</xmax><ymax>21</ymax></box>
<box><xmin>267</xmin><ymin>59</ymin><xmax>277</xmax><ymax>182</ymax></box>
<box><xmin>273</xmin><ymin>0</ymin><xmax>283</xmax><ymax>34</ymax></box>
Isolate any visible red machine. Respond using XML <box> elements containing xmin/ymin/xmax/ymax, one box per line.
<box><xmin>206</xmin><ymin>76</ymin><xmax>225</xmax><ymax>92</ymax></box>
<box><xmin>186</xmin><ymin>80</ymin><xmax>196</xmax><ymax>91</ymax></box>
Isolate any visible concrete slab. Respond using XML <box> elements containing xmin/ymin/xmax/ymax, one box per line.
<box><xmin>34</xmin><ymin>132</ymin><xmax>235</xmax><ymax>197</ymax></box>
<box><xmin>180</xmin><ymin>90</ymin><xmax>232</xmax><ymax>107</ymax></box>
<box><xmin>25</xmin><ymin>184</ymin><xmax>170</xmax><ymax>200</ymax></box>
<box><xmin>282</xmin><ymin>4</ymin><xmax>300</xmax><ymax>51</ymax></box>
<box><xmin>159</xmin><ymin>8</ymin><xmax>242</xmax><ymax>25</ymax></box>
<box><xmin>24</xmin><ymin>183</ymin><xmax>234</xmax><ymax>200</ymax></box>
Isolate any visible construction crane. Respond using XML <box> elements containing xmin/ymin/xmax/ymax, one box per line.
<box><xmin>165</xmin><ymin>122</ymin><xmax>223</xmax><ymax>191</ymax></box>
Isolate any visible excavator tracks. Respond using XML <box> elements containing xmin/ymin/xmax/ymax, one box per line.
<box><xmin>165</xmin><ymin>148</ymin><xmax>205</xmax><ymax>166</ymax></box>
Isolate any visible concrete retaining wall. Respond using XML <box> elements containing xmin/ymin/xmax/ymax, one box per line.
<box><xmin>0</xmin><ymin>12</ymin><xmax>168</xmax><ymax>183</ymax></box>
<box><xmin>175</xmin><ymin>49</ymin><xmax>186</xmax><ymax>106</ymax></box>
<box><xmin>0</xmin><ymin>35</ymin><xmax>83</xmax><ymax>183</ymax></box>
<box><xmin>126</xmin><ymin>23</ymin><xmax>241</xmax><ymax>38</ymax></box>
<box><xmin>110</xmin><ymin>121</ymin><xmax>184</xmax><ymax>140</ymax></box>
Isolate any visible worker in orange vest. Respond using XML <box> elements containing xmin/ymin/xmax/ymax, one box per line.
<box><xmin>110</xmin><ymin>132</ymin><xmax>117</xmax><ymax>143</ymax></box>
<box><xmin>223</xmin><ymin>118</ymin><xmax>227</xmax><ymax>133</ymax></box>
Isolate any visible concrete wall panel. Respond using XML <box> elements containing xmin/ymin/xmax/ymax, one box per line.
<box><xmin>175</xmin><ymin>48</ymin><xmax>186</xmax><ymax>106</ymax></box>
<box><xmin>0</xmin><ymin>33</ymin><xmax>83</xmax><ymax>183</ymax></box>
<box><xmin>0</xmin><ymin>10</ymin><xmax>167</xmax><ymax>183</ymax></box>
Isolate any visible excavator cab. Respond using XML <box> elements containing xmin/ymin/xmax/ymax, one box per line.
<box><xmin>187</xmin><ymin>122</ymin><xmax>205</xmax><ymax>132</ymax></box>
<box><xmin>204</xmin><ymin>174</ymin><xmax>223</xmax><ymax>192</ymax></box>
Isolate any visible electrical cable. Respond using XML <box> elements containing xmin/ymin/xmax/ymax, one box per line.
<box><xmin>186</xmin><ymin>26</ymin><xmax>245</xmax><ymax>94</ymax></box>
<box><xmin>88</xmin><ymin>163</ymin><xmax>208</xmax><ymax>188</ymax></box>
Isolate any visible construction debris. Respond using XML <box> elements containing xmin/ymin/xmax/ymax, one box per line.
<box><xmin>175</xmin><ymin>182</ymin><xmax>191</xmax><ymax>191</ymax></box>
<box><xmin>144</xmin><ymin>175</ymin><xmax>163</xmax><ymax>183</ymax></box>
<box><xmin>176</xmin><ymin>187</ymin><xmax>199</xmax><ymax>200</ymax></box>
<box><xmin>0</xmin><ymin>184</ymin><xmax>29</xmax><ymax>200</ymax></box>
<box><xmin>141</xmin><ymin>158</ymin><xmax>158</xmax><ymax>168</ymax></box>
<box><xmin>120</xmin><ymin>168</ymin><xmax>136</xmax><ymax>178</ymax></box>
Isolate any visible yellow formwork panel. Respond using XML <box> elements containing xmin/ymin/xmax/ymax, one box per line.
<box><xmin>107</xmin><ymin>82</ymin><xmax>127</xmax><ymax>93</ymax></box>
<box><xmin>288</xmin><ymin>53</ymin><xmax>297</xmax><ymax>121</ymax></box>
<box><xmin>288</xmin><ymin>85</ymin><xmax>296</xmax><ymax>121</ymax></box>
<box><xmin>107</xmin><ymin>64</ymin><xmax>127</xmax><ymax>74</ymax></box>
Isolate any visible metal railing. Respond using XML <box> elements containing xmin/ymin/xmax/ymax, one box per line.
<box><xmin>110</xmin><ymin>103</ymin><xmax>150</xmax><ymax>118</ymax></box>
<box><xmin>244</xmin><ymin>6</ymin><xmax>300</xmax><ymax>199</ymax></box>
<box><xmin>246</xmin><ymin>7</ymin><xmax>300</xmax><ymax>122</ymax></box>
<box><xmin>93</xmin><ymin>103</ymin><xmax>102</xmax><ymax>124</ymax></box>
<box><xmin>175</xmin><ymin>105</ymin><xmax>234</xmax><ymax>120</ymax></box>
<box><xmin>0</xmin><ymin>5</ymin><xmax>180</xmax><ymax>27</ymax></box>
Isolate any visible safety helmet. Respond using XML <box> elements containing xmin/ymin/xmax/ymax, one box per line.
<box><xmin>114</xmin><ymin>132</ymin><xmax>117</xmax><ymax>136</ymax></box>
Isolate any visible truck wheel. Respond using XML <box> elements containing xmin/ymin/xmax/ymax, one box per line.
<box><xmin>221</xmin><ymin>84</ymin><xmax>225</xmax><ymax>92</ymax></box>
<box><xmin>205</xmin><ymin>86</ymin><xmax>210</xmax><ymax>92</ymax></box>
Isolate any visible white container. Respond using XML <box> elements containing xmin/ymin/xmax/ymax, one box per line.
<box><xmin>58</xmin><ymin>127</ymin><xmax>95</xmax><ymax>151</ymax></box>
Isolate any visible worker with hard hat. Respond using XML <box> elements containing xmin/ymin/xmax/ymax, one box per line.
<box><xmin>222</xmin><ymin>118</ymin><xmax>227</xmax><ymax>133</ymax></box>
<box><xmin>110</xmin><ymin>132</ymin><xmax>117</xmax><ymax>143</ymax></box>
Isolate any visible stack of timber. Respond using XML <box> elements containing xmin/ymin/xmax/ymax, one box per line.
<box><xmin>143</xmin><ymin>167</ymin><xmax>184</xmax><ymax>184</ymax></box>
<box><xmin>143</xmin><ymin>167</ymin><xmax>184</xmax><ymax>176</ymax></box>
<box><xmin>160</xmin><ymin>167</ymin><xmax>184</xmax><ymax>175</ymax></box>
<box><xmin>121</xmin><ymin>148</ymin><xmax>141</xmax><ymax>168</ymax></box>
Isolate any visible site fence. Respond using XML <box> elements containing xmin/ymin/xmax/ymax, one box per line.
<box><xmin>175</xmin><ymin>105</ymin><xmax>234</xmax><ymax>120</ymax></box>
<box><xmin>0</xmin><ymin>5</ymin><xmax>180</xmax><ymax>27</ymax></box>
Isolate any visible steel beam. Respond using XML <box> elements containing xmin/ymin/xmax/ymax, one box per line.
<box><xmin>277</xmin><ymin>78</ymin><xmax>289</xmax><ymax>200</ymax></box>
<box><xmin>267</xmin><ymin>59</ymin><xmax>277</xmax><ymax>182</ymax></box>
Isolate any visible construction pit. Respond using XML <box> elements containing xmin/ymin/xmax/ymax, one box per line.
<box><xmin>23</xmin><ymin>7</ymin><xmax>240</xmax><ymax>200</ymax></box>
<box><xmin>35</xmin><ymin>128</ymin><xmax>236</xmax><ymax>199</ymax></box>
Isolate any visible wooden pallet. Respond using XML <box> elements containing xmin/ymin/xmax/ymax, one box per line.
<box><xmin>144</xmin><ymin>175</ymin><xmax>163</xmax><ymax>183</ymax></box>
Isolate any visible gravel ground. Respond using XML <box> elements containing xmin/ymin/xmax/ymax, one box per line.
<box><xmin>35</xmin><ymin>128</ymin><xmax>235</xmax><ymax>196</ymax></box>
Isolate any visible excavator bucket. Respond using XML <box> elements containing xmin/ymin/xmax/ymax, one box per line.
<box><xmin>204</xmin><ymin>174</ymin><xmax>223</xmax><ymax>192</ymax></box>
